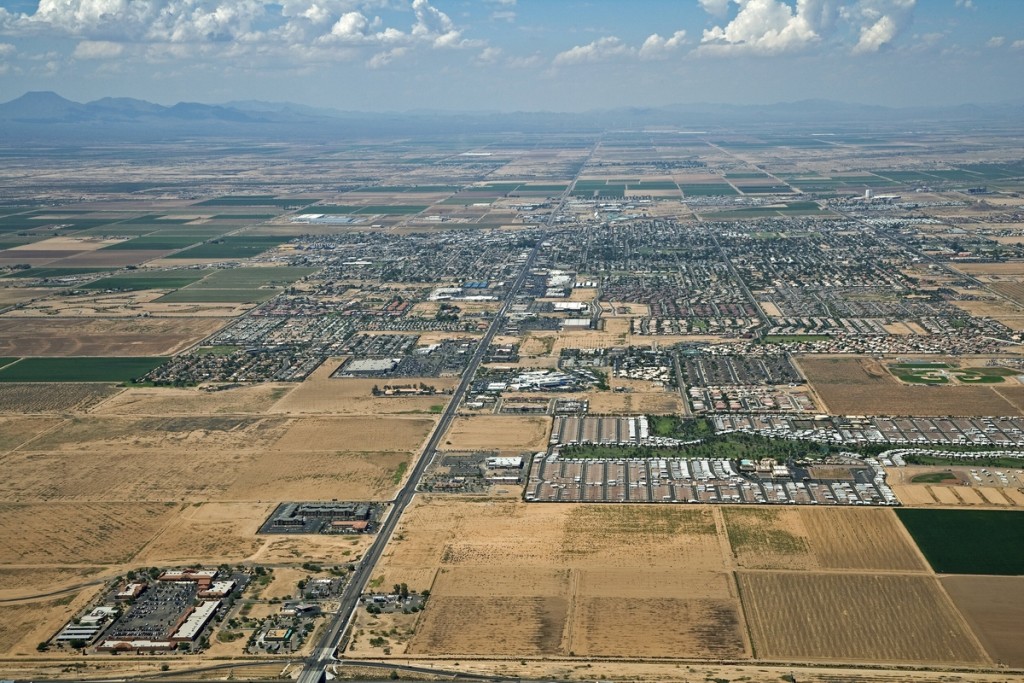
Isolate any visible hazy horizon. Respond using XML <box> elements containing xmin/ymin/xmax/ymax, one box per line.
<box><xmin>0</xmin><ymin>1</ymin><xmax>1022</xmax><ymax>112</ymax></box>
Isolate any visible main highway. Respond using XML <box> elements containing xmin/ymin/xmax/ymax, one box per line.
<box><xmin>297</xmin><ymin>173</ymin><xmax>584</xmax><ymax>683</ymax></box>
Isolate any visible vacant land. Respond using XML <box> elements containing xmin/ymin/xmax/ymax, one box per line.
<box><xmin>896</xmin><ymin>509</ymin><xmax>1024</xmax><ymax>574</ymax></box>
<box><xmin>0</xmin><ymin>317</ymin><xmax>224</xmax><ymax>356</ymax></box>
<box><xmin>797</xmin><ymin>356</ymin><xmax>1020</xmax><ymax>416</ymax></box>
<box><xmin>0</xmin><ymin>416</ymin><xmax>63</xmax><ymax>452</ymax></box>
<box><xmin>268</xmin><ymin>360</ymin><xmax>459</xmax><ymax>415</ymax></box>
<box><xmin>942</xmin><ymin>575</ymin><xmax>1024</xmax><ymax>667</ymax></box>
<box><xmin>94</xmin><ymin>383</ymin><xmax>294</xmax><ymax>415</ymax></box>
<box><xmin>0</xmin><ymin>502</ymin><xmax>177</xmax><ymax>565</ymax></box>
<box><xmin>739</xmin><ymin>572</ymin><xmax>988</xmax><ymax>664</ymax></box>
<box><xmin>444</xmin><ymin>414</ymin><xmax>552</xmax><ymax>452</ymax></box>
<box><xmin>272</xmin><ymin>416</ymin><xmax>435</xmax><ymax>453</ymax></box>
<box><xmin>375</xmin><ymin>498</ymin><xmax>745</xmax><ymax>659</ymax></box>
<box><xmin>224</xmin><ymin>450</ymin><xmax>411</xmax><ymax>500</ymax></box>
<box><xmin>135</xmin><ymin>501</ymin><xmax>272</xmax><ymax>564</ymax></box>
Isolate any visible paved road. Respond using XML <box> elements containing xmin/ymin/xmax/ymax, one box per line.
<box><xmin>297</xmin><ymin>172</ymin><xmax>586</xmax><ymax>683</ymax></box>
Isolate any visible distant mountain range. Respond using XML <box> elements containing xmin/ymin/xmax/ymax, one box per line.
<box><xmin>1</xmin><ymin>91</ymin><xmax>1021</xmax><ymax>141</ymax></box>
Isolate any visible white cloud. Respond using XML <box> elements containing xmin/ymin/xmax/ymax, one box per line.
<box><xmin>698</xmin><ymin>0</ymin><xmax>835</xmax><ymax>56</ymax></box>
<box><xmin>697</xmin><ymin>0</ymin><xmax>914</xmax><ymax>56</ymax></box>
<box><xmin>553</xmin><ymin>36</ymin><xmax>632</xmax><ymax>65</ymax></box>
<box><xmin>849</xmin><ymin>0</ymin><xmax>915</xmax><ymax>54</ymax></box>
<box><xmin>699</xmin><ymin>0</ymin><xmax>732</xmax><ymax>17</ymax></box>
<box><xmin>0</xmin><ymin>41</ymin><xmax>14</xmax><ymax>56</ymax></box>
<box><xmin>955</xmin><ymin>0</ymin><xmax>974</xmax><ymax>8</ymax></box>
<box><xmin>0</xmin><ymin>0</ymin><xmax>484</xmax><ymax>67</ymax></box>
<box><xmin>1012</xmin><ymin>39</ymin><xmax>1024</xmax><ymax>51</ymax></box>
<box><xmin>73</xmin><ymin>39</ymin><xmax>124</xmax><ymax>59</ymax></box>
<box><xmin>476</xmin><ymin>46</ymin><xmax>502</xmax><ymax>63</ymax></box>
<box><xmin>986</xmin><ymin>36</ymin><xmax>1005</xmax><ymax>48</ymax></box>
<box><xmin>639</xmin><ymin>30</ymin><xmax>687</xmax><ymax>59</ymax></box>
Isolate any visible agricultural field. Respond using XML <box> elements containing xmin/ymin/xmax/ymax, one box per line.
<box><xmin>721</xmin><ymin>507</ymin><xmax>924</xmax><ymax>571</ymax></box>
<box><xmin>0</xmin><ymin>356</ymin><xmax>165</xmax><ymax>382</ymax></box>
<box><xmin>798</xmin><ymin>356</ymin><xmax>1021</xmax><ymax>416</ymax></box>
<box><xmin>0</xmin><ymin>317</ymin><xmax>224</xmax><ymax>356</ymax></box>
<box><xmin>896</xmin><ymin>509</ymin><xmax>1024</xmax><ymax>575</ymax></box>
<box><xmin>941</xmin><ymin>575</ymin><xmax>1024</xmax><ymax>667</ymax></box>
<box><xmin>738</xmin><ymin>572</ymin><xmax>988</xmax><ymax>664</ymax></box>
<box><xmin>370</xmin><ymin>498</ymin><xmax>746</xmax><ymax>659</ymax></box>
<box><xmin>0</xmin><ymin>383</ymin><xmax>119</xmax><ymax>412</ymax></box>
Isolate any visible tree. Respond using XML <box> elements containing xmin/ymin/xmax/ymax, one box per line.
<box><xmin>389</xmin><ymin>671</ymin><xmax>400</xmax><ymax>680</ymax></box>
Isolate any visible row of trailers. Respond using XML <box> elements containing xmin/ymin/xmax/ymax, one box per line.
<box><xmin>525</xmin><ymin>455</ymin><xmax>898</xmax><ymax>505</ymax></box>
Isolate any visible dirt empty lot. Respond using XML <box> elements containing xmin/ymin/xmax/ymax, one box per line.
<box><xmin>443</xmin><ymin>415</ymin><xmax>552</xmax><ymax>452</ymax></box>
<box><xmin>373</xmin><ymin>498</ymin><xmax>747</xmax><ymax>659</ymax></box>
<box><xmin>0</xmin><ymin>317</ymin><xmax>226</xmax><ymax>356</ymax></box>
<box><xmin>797</xmin><ymin>356</ymin><xmax>1021</xmax><ymax>416</ymax></box>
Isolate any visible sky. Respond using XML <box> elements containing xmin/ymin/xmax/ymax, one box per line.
<box><xmin>0</xmin><ymin>0</ymin><xmax>1021</xmax><ymax>111</ymax></box>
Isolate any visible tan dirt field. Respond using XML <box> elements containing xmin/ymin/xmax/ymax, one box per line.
<box><xmin>0</xmin><ymin>317</ymin><xmax>226</xmax><ymax>356</ymax></box>
<box><xmin>796</xmin><ymin>356</ymin><xmax>1021</xmax><ymax>416</ymax></box>
<box><xmin>271</xmin><ymin>416</ymin><xmax>435</xmax><ymax>453</ymax></box>
<box><xmin>223</xmin><ymin>450</ymin><xmax>410</xmax><ymax>501</ymax></box>
<box><xmin>950</xmin><ymin>262</ymin><xmax>1024</xmax><ymax>276</ymax></box>
<box><xmin>0</xmin><ymin>287</ymin><xmax>51</xmax><ymax>305</ymax></box>
<box><xmin>93</xmin><ymin>384</ymin><xmax>295</xmax><ymax>415</ymax></box>
<box><xmin>27</xmin><ymin>415</ymin><xmax>289</xmax><ymax>453</ymax></box>
<box><xmin>135</xmin><ymin>501</ymin><xmax>273</xmax><ymax>564</ymax></box>
<box><xmin>0</xmin><ymin>567</ymin><xmax>107</xmax><ymax>601</ymax></box>
<box><xmin>268</xmin><ymin>359</ymin><xmax>458</xmax><ymax>415</ymax></box>
<box><xmin>254</xmin><ymin>534</ymin><xmax>372</xmax><ymax>565</ymax></box>
<box><xmin>0</xmin><ymin>383</ymin><xmax>120</xmax><ymax>413</ymax></box>
<box><xmin>443</xmin><ymin>415</ymin><xmax>552</xmax><ymax>452</ymax></box>
<box><xmin>721</xmin><ymin>507</ymin><xmax>818</xmax><ymax>570</ymax></box>
<box><xmin>799</xmin><ymin>507</ymin><xmax>926</xmax><ymax>571</ymax></box>
<box><xmin>375</xmin><ymin>498</ymin><xmax>744</xmax><ymax>659</ymax></box>
<box><xmin>46</xmin><ymin>249</ymin><xmax>167</xmax><ymax>267</ymax></box>
<box><xmin>0</xmin><ymin>502</ymin><xmax>178</xmax><ymax>565</ymax></box>
<box><xmin>0</xmin><ymin>591</ymin><xmax>98</xmax><ymax>655</ymax></box>
<box><xmin>0</xmin><ymin>416</ymin><xmax>64</xmax><ymax>452</ymax></box>
<box><xmin>738</xmin><ymin>572</ymin><xmax>989</xmax><ymax>665</ymax></box>
<box><xmin>941</xmin><ymin>575</ymin><xmax>1024</xmax><ymax>668</ymax></box>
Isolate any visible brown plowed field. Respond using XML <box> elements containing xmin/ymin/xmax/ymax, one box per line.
<box><xmin>941</xmin><ymin>575</ymin><xmax>1024</xmax><ymax>667</ymax></box>
<box><xmin>799</xmin><ymin>507</ymin><xmax>926</xmax><ymax>571</ymax></box>
<box><xmin>0</xmin><ymin>383</ymin><xmax>119</xmax><ymax>412</ymax></box>
<box><xmin>797</xmin><ymin>356</ymin><xmax>1019</xmax><ymax>416</ymax></box>
<box><xmin>739</xmin><ymin>572</ymin><xmax>988</xmax><ymax>664</ymax></box>
<box><xmin>0</xmin><ymin>317</ymin><xmax>226</xmax><ymax>356</ymax></box>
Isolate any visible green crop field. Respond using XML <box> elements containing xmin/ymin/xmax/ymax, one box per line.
<box><xmin>167</xmin><ymin>235</ymin><xmax>291</xmax><ymax>259</ymax></box>
<box><xmin>2</xmin><ymin>267</ymin><xmax>110</xmax><ymax>279</ymax></box>
<box><xmin>0</xmin><ymin>358</ymin><xmax>17</xmax><ymax>369</ymax></box>
<box><xmin>194</xmin><ymin>196</ymin><xmax>317</xmax><ymax>208</ymax></box>
<box><xmin>679</xmin><ymin>184</ymin><xmax>740</xmax><ymax>196</ymax></box>
<box><xmin>101</xmin><ymin>232</ymin><xmax>225</xmax><ymax>251</ymax></box>
<box><xmin>195</xmin><ymin>266</ymin><xmax>317</xmax><ymax>288</ymax></box>
<box><xmin>155</xmin><ymin>288</ymin><xmax>278</xmax><ymax>303</ymax></box>
<box><xmin>896</xmin><ymin>509</ymin><xmax>1024</xmax><ymax>575</ymax></box>
<box><xmin>82</xmin><ymin>271</ymin><xmax>208</xmax><ymax>291</ymax></box>
<box><xmin>0</xmin><ymin>357</ymin><xmax>166</xmax><ymax>383</ymax></box>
